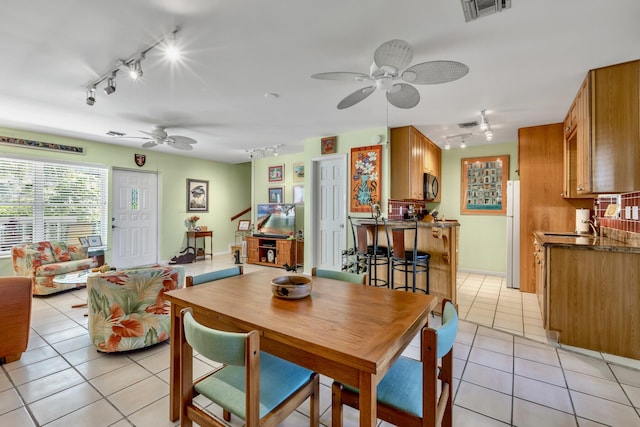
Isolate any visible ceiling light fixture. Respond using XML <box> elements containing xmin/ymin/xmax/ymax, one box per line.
<box><xmin>246</xmin><ymin>144</ymin><xmax>283</xmax><ymax>159</ymax></box>
<box><xmin>84</xmin><ymin>27</ymin><xmax>180</xmax><ymax>106</ymax></box>
<box><xmin>104</xmin><ymin>73</ymin><xmax>117</xmax><ymax>95</ymax></box>
<box><xmin>86</xmin><ymin>86</ymin><xmax>96</xmax><ymax>106</ymax></box>
<box><xmin>479</xmin><ymin>109</ymin><xmax>494</xmax><ymax>141</ymax></box>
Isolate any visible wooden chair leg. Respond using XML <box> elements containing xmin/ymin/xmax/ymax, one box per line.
<box><xmin>309</xmin><ymin>374</ymin><xmax>320</xmax><ymax>427</ymax></box>
<box><xmin>331</xmin><ymin>382</ymin><xmax>344</xmax><ymax>427</ymax></box>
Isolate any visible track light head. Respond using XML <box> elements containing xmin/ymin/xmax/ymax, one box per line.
<box><xmin>104</xmin><ymin>75</ymin><xmax>116</xmax><ymax>95</ymax></box>
<box><xmin>128</xmin><ymin>60</ymin><xmax>143</xmax><ymax>79</ymax></box>
<box><xmin>86</xmin><ymin>86</ymin><xmax>96</xmax><ymax>106</ymax></box>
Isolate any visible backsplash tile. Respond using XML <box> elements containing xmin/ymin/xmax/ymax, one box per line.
<box><xmin>596</xmin><ymin>191</ymin><xmax>640</xmax><ymax>243</ymax></box>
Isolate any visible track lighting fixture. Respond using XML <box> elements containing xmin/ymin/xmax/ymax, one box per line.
<box><xmin>104</xmin><ymin>73</ymin><xmax>117</xmax><ymax>95</ymax></box>
<box><xmin>479</xmin><ymin>109</ymin><xmax>494</xmax><ymax>141</ymax></box>
<box><xmin>86</xmin><ymin>86</ymin><xmax>96</xmax><ymax>106</ymax></box>
<box><xmin>84</xmin><ymin>27</ymin><xmax>180</xmax><ymax>106</ymax></box>
<box><xmin>246</xmin><ymin>144</ymin><xmax>283</xmax><ymax>159</ymax></box>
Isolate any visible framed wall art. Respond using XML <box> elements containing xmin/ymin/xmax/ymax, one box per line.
<box><xmin>237</xmin><ymin>220</ymin><xmax>251</xmax><ymax>231</ymax></box>
<box><xmin>187</xmin><ymin>178</ymin><xmax>209</xmax><ymax>212</ymax></box>
<box><xmin>350</xmin><ymin>145</ymin><xmax>382</xmax><ymax>212</ymax></box>
<box><xmin>293</xmin><ymin>185</ymin><xmax>304</xmax><ymax>204</ymax></box>
<box><xmin>461</xmin><ymin>155</ymin><xmax>509</xmax><ymax>215</ymax></box>
<box><xmin>293</xmin><ymin>161</ymin><xmax>304</xmax><ymax>182</ymax></box>
<box><xmin>268</xmin><ymin>165</ymin><xmax>284</xmax><ymax>182</ymax></box>
<box><xmin>321</xmin><ymin>136</ymin><xmax>337</xmax><ymax>155</ymax></box>
<box><xmin>268</xmin><ymin>187</ymin><xmax>284</xmax><ymax>203</ymax></box>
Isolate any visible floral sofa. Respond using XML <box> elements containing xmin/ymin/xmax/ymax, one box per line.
<box><xmin>86</xmin><ymin>265</ymin><xmax>184</xmax><ymax>353</ymax></box>
<box><xmin>12</xmin><ymin>241</ymin><xmax>98</xmax><ymax>295</ymax></box>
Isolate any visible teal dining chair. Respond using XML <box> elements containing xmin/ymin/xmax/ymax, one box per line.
<box><xmin>311</xmin><ymin>267</ymin><xmax>367</xmax><ymax>284</ymax></box>
<box><xmin>185</xmin><ymin>265</ymin><xmax>243</xmax><ymax>286</ymax></box>
<box><xmin>331</xmin><ymin>299</ymin><xmax>458</xmax><ymax>427</ymax></box>
<box><xmin>179</xmin><ymin>308</ymin><xmax>320</xmax><ymax>426</ymax></box>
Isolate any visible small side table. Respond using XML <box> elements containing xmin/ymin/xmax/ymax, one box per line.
<box><xmin>186</xmin><ymin>231</ymin><xmax>213</xmax><ymax>260</ymax></box>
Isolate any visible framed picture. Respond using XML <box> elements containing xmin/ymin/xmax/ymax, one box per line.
<box><xmin>268</xmin><ymin>187</ymin><xmax>284</xmax><ymax>203</ymax></box>
<box><xmin>237</xmin><ymin>220</ymin><xmax>251</xmax><ymax>231</ymax></box>
<box><xmin>293</xmin><ymin>161</ymin><xmax>304</xmax><ymax>182</ymax></box>
<box><xmin>293</xmin><ymin>185</ymin><xmax>304</xmax><ymax>204</ymax></box>
<box><xmin>461</xmin><ymin>155</ymin><xmax>509</xmax><ymax>215</ymax></box>
<box><xmin>87</xmin><ymin>235</ymin><xmax>103</xmax><ymax>247</ymax></box>
<box><xmin>268</xmin><ymin>165</ymin><xmax>284</xmax><ymax>182</ymax></box>
<box><xmin>187</xmin><ymin>179</ymin><xmax>209</xmax><ymax>212</ymax></box>
<box><xmin>78</xmin><ymin>236</ymin><xmax>89</xmax><ymax>247</ymax></box>
<box><xmin>321</xmin><ymin>136</ymin><xmax>337</xmax><ymax>155</ymax></box>
<box><xmin>350</xmin><ymin>145</ymin><xmax>382</xmax><ymax>212</ymax></box>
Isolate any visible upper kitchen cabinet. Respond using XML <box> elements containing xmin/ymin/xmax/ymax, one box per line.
<box><xmin>564</xmin><ymin>59</ymin><xmax>640</xmax><ymax>196</ymax></box>
<box><xmin>390</xmin><ymin>126</ymin><xmax>442</xmax><ymax>202</ymax></box>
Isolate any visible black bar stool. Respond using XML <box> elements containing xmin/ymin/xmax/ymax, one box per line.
<box><xmin>348</xmin><ymin>216</ymin><xmax>390</xmax><ymax>288</ymax></box>
<box><xmin>385</xmin><ymin>218</ymin><xmax>430</xmax><ymax>294</ymax></box>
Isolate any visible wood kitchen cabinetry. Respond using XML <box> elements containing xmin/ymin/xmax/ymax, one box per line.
<box><xmin>564</xmin><ymin>59</ymin><xmax>640</xmax><ymax>196</ymax></box>
<box><xmin>244</xmin><ymin>236</ymin><xmax>303</xmax><ymax>269</ymax></box>
<box><xmin>533</xmin><ymin>237</ymin><xmax>547</xmax><ymax>327</ymax></box>
<box><xmin>390</xmin><ymin>126</ymin><xmax>442</xmax><ymax>202</ymax></box>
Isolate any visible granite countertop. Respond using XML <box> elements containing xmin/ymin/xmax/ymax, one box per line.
<box><xmin>357</xmin><ymin>218</ymin><xmax>460</xmax><ymax>228</ymax></box>
<box><xmin>533</xmin><ymin>231</ymin><xmax>640</xmax><ymax>254</ymax></box>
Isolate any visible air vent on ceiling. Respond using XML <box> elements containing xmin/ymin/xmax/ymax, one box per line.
<box><xmin>461</xmin><ymin>0</ymin><xmax>511</xmax><ymax>22</ymax></box>
<box><xmin>106</xmin><ymin>130</ymin><xmax>125</xmax><ymax>137</ymax></box>
<box><xmin>458</xmin><ymin>121</ymin><xmax>478</xmax><ymax>129</ymax></box>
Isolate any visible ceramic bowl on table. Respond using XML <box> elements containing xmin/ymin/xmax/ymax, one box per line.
<box><xmin>271</xmin><ymin>275</ymin><xmax>312</xmax><ymax>299</ymax></box>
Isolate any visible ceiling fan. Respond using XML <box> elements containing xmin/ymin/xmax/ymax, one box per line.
<box><xmin>311</xmin><ymin>39</ymin><xmax>469</xmax><ymax>109</ymax></box>
<box><xmin>117</xmin><ymin>126</ymin><xmax>198</xmax><ymax>150</ymax></box>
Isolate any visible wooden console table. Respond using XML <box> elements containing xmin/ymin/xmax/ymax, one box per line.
<box><xmin>186</xmin><ymin>230</ymin><xmax>213</xmax><ymax>260</ymax></box>
<box><xmin>244</xmin><ymin>235</ymin><xmax>303</xmax><ymax>269</ymax></box>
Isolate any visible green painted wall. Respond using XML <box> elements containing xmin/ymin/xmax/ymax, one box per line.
<box><xmin>0</xmin><ymin>127</ymin><xmax>251</xmax><ymax>276</ymax></box>
<box><xmin>437</xmin><ymin>142</ymin><xmax>519</xmax><ymax>274</ymax></box>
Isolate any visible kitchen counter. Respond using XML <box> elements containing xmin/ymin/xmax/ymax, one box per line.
<box><xmin>533</xmin><ymin>231</ymin><xmax>640</xmax><ymax>253</ymax></box>
<box><xmin>354</xmin><ymin>218</ymin><xmax>459</xmax><ymax>313</ymax></box>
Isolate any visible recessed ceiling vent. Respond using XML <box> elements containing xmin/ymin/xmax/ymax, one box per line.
<box><xmin>458</xmin><ymin>121</ymin><xmax>478</xmax><ymax>129</ymax></box>
<box><xmin>461</xmin><ymin>0</ymin><xmax>511</xmax><ymax>22</ymax></box>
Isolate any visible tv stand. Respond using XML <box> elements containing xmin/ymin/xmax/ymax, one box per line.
<box><xmin>245</xmin><ymin>236</ymin><xmax>303</xmax><ymax>269</ymax></box>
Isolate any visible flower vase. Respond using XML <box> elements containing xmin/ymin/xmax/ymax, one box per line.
<box><xmin>188</xmin><ymin>221</ymin><xmax>196</xmax><ymax>231</ymax></box>
<box><xmin>357</xmin><ymin>174</ymin><xmax>372</xmax><ymax>206</ymax></box>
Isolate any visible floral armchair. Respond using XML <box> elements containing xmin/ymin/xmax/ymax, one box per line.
<box><xmin>12</xmin><ymin>241</ymin><xmax>98</xmax><ymax>295</ymax></box>
<box><xmin>86</xmin><ymin>265</ymin><xmax>185</xmax><ymax>353</ymax></box>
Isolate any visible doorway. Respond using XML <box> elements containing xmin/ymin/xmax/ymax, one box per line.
<box><xmin>111</xmin><ymin>169</ymin><xmax>159</xmax><ymax>268</ymax></box>
<box><xmin>311</xmin><ymin>154</ymin><xmax>348</xmax><ymax>270</ymax></box>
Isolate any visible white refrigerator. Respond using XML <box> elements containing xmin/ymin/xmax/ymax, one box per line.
<box><xmin>506</xmin><ymin>180</ymin><xmax>520</xmax><ymax>288</ymax></box>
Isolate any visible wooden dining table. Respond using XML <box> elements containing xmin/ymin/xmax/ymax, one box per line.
<box><xmin>165</xmin><ymin>269</ymin><xmax>437</xmax><ymax>426</ymax></box>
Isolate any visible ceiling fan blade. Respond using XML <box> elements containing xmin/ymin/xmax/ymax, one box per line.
<box><xmin>166</xmin><ymin>137</ymin><xmax>194</xmax><ymax>150</ymax></box>
<box><xmin>337</xmin><ymin>86</ymin><xmax>376</xmax><ymax>109</ymax></box>
<box><xmin>170</xmin><ymin>135</ymin><xmax>197</xmax><ymax>145</ymax></box>
<box><xmin>402</xmin><ymin>60</ymin><xmax>469</xmax><ymax>85</ymax></box>
<box><xmin>141</xmin><ymin>140</ymin><xmax>158</xmax><ymax>148</ymax></box>
<box><xmin>374</xmin><ymin>39</ymin><xmax>413</xmax><ymax>71</ymax></box>
<box><xmin>311</xmin><ymin>72</ymin><xmax>371</xmax><ymax>82</ymax></box>
<box><xmin>386</xmin><ymin>83</ymin><xmax>420</xmax><ymax>109</ymax></box>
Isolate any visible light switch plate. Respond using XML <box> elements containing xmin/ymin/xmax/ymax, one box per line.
<box><xmin>633</xmin><ymin>206</ymin><xmax>639</xmax><ymax>220</ymax></box>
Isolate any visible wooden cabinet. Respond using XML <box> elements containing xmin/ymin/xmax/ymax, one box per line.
<box><xmin>245</xmin><ymin>236</ymin><xmax>303</xmax><ymax>269</ymax></box>
<box><xmin>546</xmin><ymin>246</ymin><xmax>640</xmax><ymax>359</ymax></box>
<box><xmin>564</xmin><ymin>59</ymin><xmax>640</xmax><ymax>196</ymax></box>
<box><xmin>563</xmin><ymin>76</ymin><xmax>592</xmax><ymax>198</ymax></box>
<box><xmin>390</xmin><ymin>126</ymin><xmax>442</xmax><ymax>201</ymax></box>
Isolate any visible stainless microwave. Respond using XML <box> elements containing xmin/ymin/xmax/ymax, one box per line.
<box><xmin>424</xmin><ymin>173</ymin><xmax>439</xmax><ymax>200</ymax></box>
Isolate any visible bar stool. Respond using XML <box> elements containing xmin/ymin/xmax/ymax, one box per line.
<box><xmin>386</xmin><ymin>218</ymin><xmax>430</xmax><ymax>294</ymax></box>
<box><xmin>348</xmin><ymin>216</ymin><xmax>390</xmax><ymax>288</ymax></box>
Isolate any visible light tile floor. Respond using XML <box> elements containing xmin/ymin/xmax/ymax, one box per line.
<box><xmin>2</xmin><ymin>256</ymin><xmax>640</xmax><ymax>426</ymax></box>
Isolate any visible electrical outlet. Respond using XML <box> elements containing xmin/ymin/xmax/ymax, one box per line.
<box><xmin>633</xmin><ymin>206</ymin><xmax>639</xmax><ymax>220</ymax></box>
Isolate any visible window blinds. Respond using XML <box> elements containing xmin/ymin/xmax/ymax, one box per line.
<box><xmin>0</xmin><ymin>157</ymin><xmax>108</xmax><ymax>256</ymax></box>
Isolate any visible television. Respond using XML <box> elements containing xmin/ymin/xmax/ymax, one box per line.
<box><xmin>255</xmin><ymin>203</ymin><xmax>296</xmax><ymax>238</ymax></box>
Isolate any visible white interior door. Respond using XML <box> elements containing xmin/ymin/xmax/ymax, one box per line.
<box><xmin>313</xmin><ymin>155</ymin><xmax>347</xmax><ymax>270</ymax></box>
<box><xmin>111</xmin><ymin>169</ymin><xmax>158</xmax><ymax>268</ymax></box>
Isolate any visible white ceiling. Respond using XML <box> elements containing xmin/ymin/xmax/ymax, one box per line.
<box><xmin>1</xmin><ymin>0</ymin><xmax>639</xmax><ymax>164</ymax></box>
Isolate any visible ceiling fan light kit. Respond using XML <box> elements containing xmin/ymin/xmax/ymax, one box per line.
<box><xmin>312</xmin><ymin>39</ymin><xmax>469</xmax><ymax>109</ymax></box>
<box><xmin>85</xmin><ymin>27</ymin><xmax>180</xmax><ymax>106</ymax></box>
